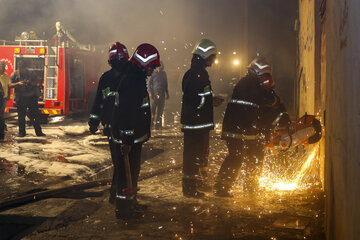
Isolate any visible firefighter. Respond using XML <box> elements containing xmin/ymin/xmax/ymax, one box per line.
<box><xmin>9</xmin><ymin>60</ymin><xmax>45</xmax><ymax>137</ymax></box>
<box><xmin>88</xmin><ymin>42</ymin><xmax>129</xmax><ymax>204</ymax></box>
<box><xmin>181</xmin><ymin>39</ymin><xmax>222</xmax><ymax>198</ymax></box>
<box><xmin>214</xmin><ymin>57</ymin><xmax>291</xmax><ymax>197</ymax></box>
<box><xmin>111</xmin><ymin>43</ymin><xmax>160</xmax><ymax>219</ymax></box>
<box><xmin>0</xmin><ymin>61</ymin><xmax>10</xmax><ymax>141</ymax></box>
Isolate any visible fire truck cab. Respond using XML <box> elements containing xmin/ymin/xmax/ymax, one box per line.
<box><xmin>1</xmin><ymin>25</ymin><xmax>102</xmax><ymax>115</ymax></box>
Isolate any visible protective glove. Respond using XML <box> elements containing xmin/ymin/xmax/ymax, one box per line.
<box><xmin>88</xmin><ymin>119</ymin><xmax>99</xmax><ymax>134</ymax></box>
<box><xmin>89</xmin><ymin>125</ymin><xmax>98</xmax><ymax>134</ymax></box>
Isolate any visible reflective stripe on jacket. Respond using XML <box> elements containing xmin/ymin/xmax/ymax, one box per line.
<box><xmin>181</xmin><ymin>63</ymin><xmax>214</xmax><ymax>131</ymax></box>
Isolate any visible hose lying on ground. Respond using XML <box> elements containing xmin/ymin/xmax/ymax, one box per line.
<box><xmin>0</xmin><ymin>163</ymin><xmax>182</xmax><ymax>212</ymax></box>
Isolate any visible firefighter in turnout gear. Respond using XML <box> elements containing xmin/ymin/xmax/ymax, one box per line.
<box><xmin>111</xmin><ymin>43</ymin><xmax>160</xmax><ymax>219</ymax></box>
<box><xmin>88</xmin><ymin>42</ymin><xmax>129</xmax><ymax>203</ymax></box>
<box><xmin>181</xmin><ymin>39</ymin><xmax>222</xmax><ymax>198</ymax></box>
<box><xmin>214</xmin><ymin>57</ymin><xmax>291</xmax><ymax>197</ymax></box>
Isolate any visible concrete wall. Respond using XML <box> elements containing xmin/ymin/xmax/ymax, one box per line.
<box><xmin>298</xmin><ymin>0</ymin><xmax>325</xmax><ymax>186</ymax></box>
<box><xmin>298</xmin><ymin>0</ymin><xmax>316</xmax><ymax>116</ymax></box>
<box><xmin>325</xmin><ymin>0</ymin><xmax>360</xmax><ymax>239</ymax></box>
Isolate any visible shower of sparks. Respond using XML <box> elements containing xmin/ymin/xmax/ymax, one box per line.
<box><xmin>258</xmin><ymin>144</ymin><xmax>320</xmax><ymax>192</ymax></box>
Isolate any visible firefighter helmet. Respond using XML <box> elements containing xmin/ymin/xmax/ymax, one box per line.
<box><xmin>247</xmin><ymin>57</ymin><xmax>272</xmax><ymax>77</ymax></box>
<box><xmin>130</xmin><ymin>43</ymin><xmax>160</xmax><ymax>70</ymax></box>
<box><xmin>248</xmin><ymin>57</ymin><xmax>274</xmax><ymax>88</ymax></box>
<box><xmin>192</xmin><ymin>39</ymin><xmax>217</xmax><ymax>60</ymax></box>
<box><xmin>108</xmin><ymin>42</ymin><xmax>129</xmax><ymax>63</ymax></box>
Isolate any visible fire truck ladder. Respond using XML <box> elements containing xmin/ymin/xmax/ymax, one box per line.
<box><xmin>45</xmin><ymin>46</ymin><xmax>58</xmax><ymax>100</ymax></box>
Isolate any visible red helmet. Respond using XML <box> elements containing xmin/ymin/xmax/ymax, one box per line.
<box><xmin>130</xmin><ymin>43</ymin><xmax>160</xmax><ymax>70</ymax></box>
<box><xmin>108</xmin><ymin>42</ymin><xmax>129</xmax><ymax>63</ymax></box>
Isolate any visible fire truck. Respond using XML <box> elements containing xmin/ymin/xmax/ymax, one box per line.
<box><xmin>1</xmin><ymin>22</ymin><xmax>103</xmax><ymax>115</ymax></box>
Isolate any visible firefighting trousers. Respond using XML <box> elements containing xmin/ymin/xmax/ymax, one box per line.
<box><xmin>216</xmin><ymin>139</ymin><xmax>264</xmax><ymax>189</ymax></box>
<box><xmin>113</xmin><ymin>143</ymin><xmax>143</xmax><ymax>197</ymax></box>
<box><xmin>108</xmin><ymin>137</ymin><xmax>117</xmax><ymax>200</ymax></box>
<box><xmin>0</xmin><ymin>98</ymin><xmax>6</xmax><ymax>138</ymax></box>
<box><xmin>16</xmin><ymin>96</ymin><xmax>42</xmax><ymax>135</ymax></box>
<box><xmin>183</xmin><ymin>130</ymin><xmax>209</xmax><ymax>177</ymax></box>
<box><xmin>151</xmin><ymin>92</ymin><xmax>165</xmax><ymax>129</ymax></box>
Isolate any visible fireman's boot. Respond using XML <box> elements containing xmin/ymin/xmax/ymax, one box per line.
<box><xmin>243</xmin><ymin>160</ymin><xmax>261</xmax><ymax>193</ymax></box>
<box><xmin>115</xmin><ymin>197</ymin><xmax>144</xmax><ymax>219</ymax></box>
<box><xmin>213</xmin><ymin>163</ymin><xmax>239</xmax><ymax>197</ymax></box>
<box><xmin>213</xmin><ymin>178</ymin><xmax>234</xmax><ymax>198</ymax></box>
<box><xmin>182</xmin><ymin>177</ymin><xmax>205</xmax><ymax>198</ymax></box>
<box><xmin>197</xmin><ymin>167</ymin><xmax>212</xmax><ymax>192</ymax></box>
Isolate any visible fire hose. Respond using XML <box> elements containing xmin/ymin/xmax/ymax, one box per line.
<box><xmin>0</xmin><ymin>163</ymin><xmax>182</xmax><ymax>212</ymax></box>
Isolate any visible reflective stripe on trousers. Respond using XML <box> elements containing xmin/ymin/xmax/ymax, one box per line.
<box><xmin>113</xmin><ymin>133</ymin><xmax>149</xmax><ymax>144</ymax></box>
<box><xmin>182</xmin><ymin>122</ymin><xmax>214</xmax><ymax>130</ymax></box>
<box><xmin>221</xmin><ymin>131</ymin><xmax>263</xmax><ymax>140</ymax></box>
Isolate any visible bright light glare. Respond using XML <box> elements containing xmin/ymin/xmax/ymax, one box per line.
<box><xmin>233</xmin><ymin>59</ymin><xmax>239</xmax><ymax>65</ymax></box>
<box><xmin>214</xmin><ymin>59</ymin><xmax>219</xmax><ymax>64</ymax></box>
<box><xmin>233</xmin><ymin>51</ymin><xmax>237</xmax><ymax>55</ymax></box>
<box><xmin>273</xmin><ymin>182</ymin><xmax>298</xmax><ymax>191</ymax></box>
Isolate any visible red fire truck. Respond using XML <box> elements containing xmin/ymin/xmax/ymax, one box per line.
<box><xmin>1</xmin><ymin>24</ymin><xmax>103</xmax><ymax>115</ymax></box>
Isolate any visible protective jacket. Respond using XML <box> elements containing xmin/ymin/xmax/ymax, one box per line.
<box><xmin>222</xmin><ymin>74</ymin><xmax>290</xmax><ymax>141</ymax></box>
<box><xmin>181</xmin><ymin>57</ymin><xmax>213</xmax><ymax>131</ymax></box>
<box><xmin>111</xmin><ymin>62</ymin><xmax>151</xmax><ymax>145</ymax></box>
<box><xmin>89</xmin><ymin>68</ymin><xmax>123</xmax><ymax>136</ymax></box>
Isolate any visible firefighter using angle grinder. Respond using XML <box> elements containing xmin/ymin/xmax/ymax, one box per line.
<box><xmin>111</xmin><ymin>43</ymin><xmax>160</xmax><ymax>219</ymax></box>
<box><xmin>181</xmin><ymin>39</ymin><xmax>224</xmax><ymax>198</ymax></box>
<box><xmin>214</xmin><ymin>57</ymin><xmax>291</xmax><ymax>197</ymax></box>
<box><xmin>88</xmin><ymin>42</ymin><xmax>129</xmax><ymax>204</ymax></box>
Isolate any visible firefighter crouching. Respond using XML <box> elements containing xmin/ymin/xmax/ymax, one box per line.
<box><xmin>214</xmin><ymin>57</ymin><xmax>291</xmax><ymax>197</ymax></box>
<box><xmin>181</xmin><ymin>39</ymin><xmax>223</xmax><ymax>198</ymax></box>
<box><xmin>88</xmin><ymin>42</ymin><xmax>129</xmax><ymax>203</ymax></box>
<box><xmin>111</xmin><ymin>43</ymin><xmax>160</xmax><ymax>219</ymax></box>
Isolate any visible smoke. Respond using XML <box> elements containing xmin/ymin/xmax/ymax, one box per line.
<box><xmin>0</xmin><ymin>0</ymin><xmax>298</xmax><ymax>115</ymax></box>
<box><xmin>0</xmin><ymin>0</ymin><xmax>245</xmax><ymax>77</ymax></box>
<box><xmin>0</xmin><ymin>0</ymin><xmax>242</xmax><ymax>47</ymax></box>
